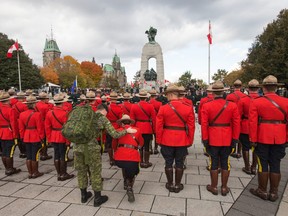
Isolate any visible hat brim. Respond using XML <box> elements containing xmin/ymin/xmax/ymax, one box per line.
<box><xmin>136</xmin><ymin>94</ymin><xmax>148</xmax><ymax>98</ymax></box>
<box><xmin>257</xmin><ymin>83</ymin><xmax>285</xmax><ymax>87</ymax></box>
<box><xmin>164</xmin><ymin>89</ymin><xmax>180</xmax><ymax>94</ymax></box>
<box><xmin>0</xmin><ymin>97</ymin><xmax>11</xmax><ymax>102</ymax></box>
<box><xmin>210</xmin><ymin>87</ymin><xmax>230</xmax><ymax>92</ymax></box>
<box><xmin>24</xmin><ymin>100</ymin><xmax>39</xmax><ymax>104</ymax></box>
<box><xmin>54</xmin><ymin>98</ymin><xmax>68</xmax><ymax>104</ymax></box>
<box><xmin>116</xmin><ymin>118</ymin><xmax>135</xmax><ymax>125</ymax></box>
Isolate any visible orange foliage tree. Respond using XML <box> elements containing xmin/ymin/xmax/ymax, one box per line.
<box><xmin>40</xmin><ymin>67</ymin><xmax>59</xmax><ymax>84</ymax></box>
<box><xmin>80</xmin><ymin>61</ymin><xmax>103</xmax><ymax>87</ymax></box>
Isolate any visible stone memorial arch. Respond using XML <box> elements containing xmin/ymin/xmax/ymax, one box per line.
<box><xmin>140</xmin><ymin>27</ymin><xmax>164</xmax><ymax>89</ymax></box>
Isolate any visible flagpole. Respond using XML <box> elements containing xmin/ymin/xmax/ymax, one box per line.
<box><xmin>208</xmin><ymin>20</ymin><xmax>211</xmax><ymax>85</ymax></box>
<box><xmin>16</xmin><ymin>40</ymin><xmax>22</xmax><ymax>91</ymax></box>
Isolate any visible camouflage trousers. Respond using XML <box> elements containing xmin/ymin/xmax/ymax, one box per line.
<box><xmin>74</xmin><ymin>144</ymin><xmax>102</xmax><ymax>191</ymax></box>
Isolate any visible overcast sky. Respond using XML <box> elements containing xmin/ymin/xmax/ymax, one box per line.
<box><xmin>1</xmin><ymin>1</ymin><xmax>286</xmax><ymax>84</ymax></box>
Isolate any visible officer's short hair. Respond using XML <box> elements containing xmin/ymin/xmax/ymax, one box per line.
<box><xmin>97</xmin><ymin>104</ymin><xmax>108</xmax><ymax>112</ymax></box>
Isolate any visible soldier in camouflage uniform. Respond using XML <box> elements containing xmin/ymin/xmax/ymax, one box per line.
<box><xmin>74</xmin><ymin>104</ymin><xmax>136</xmax><ymax>207</ymax></box>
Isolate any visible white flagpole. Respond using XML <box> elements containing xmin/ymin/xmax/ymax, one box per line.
<box><xmin>16</xmin><ymin>40</ymin><xmax>22</xmax><ymax>91</ymax></box>
<box><xmin>208</xmin><ymin>21</ymin><xmax>211</xmax><ymax>85</ymax></box>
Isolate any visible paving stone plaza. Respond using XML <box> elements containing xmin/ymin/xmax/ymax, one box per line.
<box><xmin>0</xmin><ymin>123</ymin><xmax>287</xmax><ymax>216</ymax></box>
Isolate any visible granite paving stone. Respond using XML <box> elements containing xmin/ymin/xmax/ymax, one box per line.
<box><xmin>95</xmin><ymin>207</ymin><xmax>131</xmax><ymax>216</ymax></box>
<box><xmin>135</xmin><ymin>171</ymin><xmax>162</xmax><ymax>182</ymax></box>
<box><xmin>25</xmin><ymin>201</ymin><xmax>69</xmax><ymax>216</ymax></box>
<box><xmin>0</xmin><ymin>182</ymin><xmax>27</xmax><ymax>196</ymax></box>
<box><xmin>0</xmin><ymin>196</ymin><xmax>16</xmax><ymax>209</ymax></box>
<box><xmin>88</xmin><ymin>190</ymin><xmax>125</xmax><ymax>208</ymax></box>
<box><xmin>2</xmin><ymin>171</ymin><xmax>29</xmax><ymax>182</ymax></box>
<box><xmin>151</xmin><ymin>196</ymin><xmax>185</xmax><ymax>216</ymax></box>
<box><xmin>131</xmin><ymin>211</ymin><xmax>166</xmax><ymax>216</ymax></box>
<box><xmin>63</xmin><ymin>177</ymin><xmax>78</xmax><ymax>188</ymax></box>
<box><xmin>221</xmin><ymin>202</ymin><xmax>233</xmax><ymax>215</ymax></box>
<box><xmin>60</xmin><ymin>188</ymin><xmax>92</xmax><ymax>204</ymax></box>
<box><xmin>21</xmin><ymin>173</ymin><xmax>54</xmax><ymax>184</ymax></box>
<box><xmin>200</xmin><ymin>185</ymin><xmax>234</xmax><ymax>203</ymax></box>
<box><xmin>114</xmin><ymin>180</ymin><xmax>144</xmax><ymax>193</ymax></box>
<box><xmin>101</xmin><ymin>168</ymin><xmax>118</xmax><ymax>179</ymax></box>
<box><xmin>0</xmin><ymin>198</ymin><xmax>42</xmax><ymax>216</ymax></box>
<box><xmin>119</xmin><ymin>193</ymin><xmax>155</xmax><ymax>212</ymax></box>
<box><xmin>12</xmin><ymin>184</ymin><xmax>50</xmax><ymax>199</ymax></box>
<box><xmin>103</xmin><ymin>178</ymin><xmax>120</xmax><ymax>191</ymax></box>
<box><xmin>186</xmin><ymin>199</ymin><xmax>223</xmax><ymax>216</ymax></box>
<box><xmin>277</xmin><ymin>201</ymin><xmax>288</xmax><ymax>216</ymax></box>
<box><xmin>230</xmin><ymin>188</ymin><xmax>244</xmax><ymax>201</ymax></box>
<box><xmin>140</xmin><ymin>181</ymin><xmax>169</xmax><ymax>196</ymax></box>
<box><xmin>35</xmin><ymin>186</ymin><xmax>73</xmax><ymax>201</ymax></box>
<box><xmin>169</xmin><ymin>184</ymin><xmax>200</xmax><ymax>199</ymax></box>
<box><xmin>59</xmin><ymin>203</ymin><xmax>99</xmax><ymax>216</ymax></box>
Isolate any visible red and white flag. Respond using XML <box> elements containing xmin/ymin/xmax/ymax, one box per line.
<box><xmin>207</xmin><ymin>21</ymin><xmax>212</xmax><ymax>45</ymax></box>
<box><xmin>164</xmin><ymin>79</ymin><xmax>170</xmax><ymax>83</ymax></box>
<box><xmin>7</xmin><ymin>41</ymin><xmax>19</xmax><ymax>58</ymax></box>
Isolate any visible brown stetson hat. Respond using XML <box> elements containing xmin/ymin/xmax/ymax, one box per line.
<box><xmin>109</xmin><ymin>91</ymin><xmax>119</xmax><ymax>99</ymax></box>
<box><xmin>248</xmin><ymin>79</ymin><xmax>259</xmax><ymax>88</ymax></box>
<box><xmin>258</xmin><ymin>75</ymin><xmax>284</xmax><ymax>86</ymax></box>
<box><xmin>211</xmin><ymin>80</ymin><xmax>229</xmax><ymax>92</ymax></box>
<box><xmin>178</xmin><ymin>86</ymin><xmax>187</xmax><ymax>95</ymax></box>
<box><xmin>233</xmin><ymin>79</ymin><xmax>242</xmax><ymax>86</ymax></box>
<box><xmin>123</xmin><ymin>92</ymin><xmax>131</xmax><ymax>99</ymax></box>
<box><xmin>38</xmin><ymin>92</ymin><xmax>49</xmax><ymax>99</ymax></box>
<box><xmin>53</xmin><ymin>94</ymin><xmax>68</xmax><ymax>104</ymax></box>
<box><xmin>24</xmin><ymin>95</ymin><xmax>38</xmax><ymax>104</ymax></box>
<box><xmin>86</xmin><ymin>91</ymin><xmax>96</xmax><ymax>100</ymax></box>
<box><xmin>136</xmin><ymin>90</ymin><xmax>148</xmax><ymax>98</ymax></box>
<box><xmin>0</xmin><ymin>92</ymin><xmax>11</xmax><ymax>102</ymax></box>
<box><xmin>25</xmin><ymin>89</ymin><xmax>33</xmax><ymax>96</ymax></box>
<box><xmin>148</xmin><ymin>89</ymin><xmax>157</xmax><ymax>96</ymax></box>
<box><xmin>164</xmin><ymin>84</ymin><xmax>180</xmax><ymax>94</ymax></box>
<box><xmin>116</xmin><ymin>114</ymin><xmax>135</xmax><ymax>125</ymax></box>
<box><xmin>206</xmin><ymin>85</ymin><xmax>213</xmax><ymax>92</ymax></box>
<box><xmin>16</xmin><ymin>91</ymin><xmax>26</xmax><ymax>99</ymax></box>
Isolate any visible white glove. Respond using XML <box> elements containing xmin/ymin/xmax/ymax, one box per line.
<box><xmin>126</xmin><ymin>127</ymin><xmax>137</xmax><ymax>134</ymax></box>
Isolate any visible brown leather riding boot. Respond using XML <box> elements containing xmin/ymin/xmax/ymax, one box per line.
<box><xmin>40</xmin><ymin>146</ymin><xmax>52</xmax><ymax>161</ymax></box>
<box><xmin>1</xmin><ymin>156</ymin><xmax>7</xmax><ymax>170</ymax></box>
<box><xmin>122</xmin><ymin>169</ymin><xmax>127</xmax><ymax>190</ymax></box>
<box><xmin>107</xmin><ymin>149</ymin><xmax>115</xmax><ymax>166</ymax></box>
<box><xmin>54</xmin><ymin>160</ymin><xmax>61</xmax><ymax>180</ymax></box>
<box><xmin>154</xmin><ymin>143</ymin><xmax>159</xmax><ymax>154</ymax></box>
<box><xmin>31</xmin><ymin>161</ymin><xmax>43</xmax><ymax>178</ymax></box>
<box><xmin>174</xmin><ymin>168</ymin><xmax>184</xmax><ymax>193</ymax></box>
<box><xmin>144</xmin><ymin>151</ymin><xmax>152</xmax><ymax>168</ymax></box>
<box><xmin>207</xmin><ymin>170</ymin><xmax>219</xmax><ymax>195</ymax></box>
<box><xmin>250</xmin><ymin>172</ymin><xmax>269</xmax><ymax>200</ymax></box>
<box><xmin>165</xmin><ymin>167</ymin><xmax>174</xmax><ymax>192</ymax></box>
<box><xmin>269</xmin><ymin>173</ymin><xmax>281</xmax><ymax>202</ymax></box>
<box><xmin>242</xmin><ymin>151</ymin><xmax>251</xmax><ymax>174</ymax></box>
<box><xmin>139</xmin><ymin>149</ymin><xmax>145</xmax><ymax>168</ymax></box>
<box><xmin>26</xmin><ymin>160</ymin><xmax>33</xmax><ymax>179</ymax></box>
<box><xmin>221</xmin><ymin>170</ymin><xmax>230</xmax><ymax>196</ymax></box>
<box><xmin>59</xmin><ymin>160</ymin><xmax>74</xmax><ymax>181</ymax></box>
<box><xmin>126</xmin><ymin>177</ymin><xmax>135</xmax><ymax>202</ymax></box>
<box><xmin>251</xmin><ymin>152</ymin><xmax>257</xmax><ymax>175</ymax></box>
<box><xmin>5</xmin><ymin>157</ymin><xmax>21</xmax><ymax>176</ymax></box>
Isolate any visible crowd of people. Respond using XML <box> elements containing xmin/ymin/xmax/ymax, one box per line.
<box><xmin>0</xmin><ymin>74</ymin><xmax>287</xmax><ymax>207</ymax></box>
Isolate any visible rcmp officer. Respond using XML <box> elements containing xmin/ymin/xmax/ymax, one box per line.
<box><xmin>19</xmin><ymin>95</ymin><xmax>44</xmax><ymax>178</ymax></box>
<box><xmin>13</xmin><ymin>92</ymin><xmax>28</xmax><ymax>158</ymax></box>
<box><xmin>35</xmin><ymin>92</ymin><xmax>53</xmax><ymax>161</ymax></box>
<box><xmin>45</xmin><ymin>94</ymin><xmax>74</xmax><ymax>181</ymax></box>
<box><xmin>249</xmin><ymin>75</ymin><xmax>288</xmax><ymax>201</ymax></box>
<box><xmin>93</xmin><ymin>89</ymin><xmax>102</xmax><ymax>108</ymax></box>
<box><xmin>226</xmin><ymin>79</ymin><xmax>247</xmax><ymax>158</ymax></box>
<box><xmin>113</xmin><ymin>115</ymin><xmax>144</xmax><ymax>202</ymax></box>
<box><xmin>105</xmin><ymin>91</ymin><xmax>123</xmax><ymax>166</ymax></box>
<box><xmin>121</xmin><ymin>92</ymin><xmax>132</xmax><ymax>115</ymax></box>
<box><xmin>198</xmin><ymin>85</ymin><xmax>213</xmax><ymax>125</ymax></box>
<box><xmin>130</xmin><ymin>90</ymin><xmax>156</xmax><ymax>168</ymax></box>
<box><xmin>86</xmin><ymin>91</ymin><xmax>97</xmax><ymax>111</ymax></box>
<box><xmin>0</xmin><ymin>91</ymin><xmax>21</xmax><ymax>176</ymax></box>
<box><xmin>73</xmin><ymin>104</ymin><xmax>136</xmax><ymax>206</ymax></box>
<box><xmin>148</xmin><ymin>89</ymin><xmax>162</xmax><ymax>154</ymax></box>
<box><xmin>77</xmin><ymin>94</ymin><xmax>87</xmax><ymax>107</ymax></box>
<box><xmin>8</xmin><ymin>88</ymin><xmax>18</xmax><ymax>107</ymax></box>
<box><xmin>238</xmin><ymin>79</ymin><xmax>260</xmax><ymax>175</ymax></box>
<box><xmin>201</xmin><ymin>81</ymin><xmax>240</xmax><ymax>196</ymax></box>
<box><xmin>156</xmin><ymin>85</ymin><xmax>195</xmax><ymax>193</ymax></box>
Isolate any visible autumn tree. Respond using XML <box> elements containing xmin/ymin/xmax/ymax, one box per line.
<box><xmin>212</xmin><ymin>69</ymin><xmax>228</xmax><ymax>82</ymax></box>
<box><xmin>80</xmin><ymin>61</ymin><xmax>103</xmax><ymax>87</ymax></box>
<box><xmin>241</xmin><ymin>9</ymin><xmax>288</xmax><ymax>84</ymax></box>
<box><xmin>40</xmin><ymin>67</ymin><xmax>59</xmax><ymax>84</ymax></box>
<box><xmin>224</xmin><ymin>69</ymin><xmax>244</xmax><ymax>86</ymax></box>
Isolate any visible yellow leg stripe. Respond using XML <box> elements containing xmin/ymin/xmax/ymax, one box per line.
<box><xmin>10</xmin><ymin>144</ymin><xmax>17</xmax><ymax>157</ymax></box>
<box><xmin>65</xmin><ymin>146</ymin><xmax>70</xmax><ymax>162</ymax></box>
<box><xmin>228</xmin><ymin>157</ymin><xmax>231</xmax><ymax>171</ymax></box>
<box><xmin>256</xmin><ymin>155</ymin><xmax>262</xmax><ymax>173</ymax></box>
<box><xmin>36</xmin><ymin>147</ymin><xmax>42</xmax><ymax>161</ymax></box>
<box><xmin>204</xmin><ymin>147</ymin><xmax>212</xmax><ymax>170</ymax></box>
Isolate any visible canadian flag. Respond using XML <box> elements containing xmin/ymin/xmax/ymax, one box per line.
<box><xmin>164</xmin><ymin>79</ymin><xmax>170</xmax><ymax>83</ymax></box>
<box><xmin>7</xmin><ymin>41</ymin><xmax>19</xmax><ymax>58</ymax></box>
<box><xmin>131</xmin><ymin>81</ymin><xmax>134</xmax><ymax>88</ymax></box>
<box><xmin>207</xmin><ymin>20</ymin><xmax>212</xmax><ymax>45</ymax></box>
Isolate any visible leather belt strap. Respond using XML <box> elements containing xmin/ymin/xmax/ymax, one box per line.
<box><xmin>118</xmin><ymin>144</ymin><xmax>138</xmax><ymax>150</ymax></box>
<box><xmin>0</xmin><ymin>125</ymin><xmax>9</xmax><ymax>128</ymax></box>
<box><xmin>52</xmin><ymin>128</ymin><xmax>62</xmax><ymax>131</ymax></box>
<box><xmin>164</xmin><ymin>126</ymin><xmax>186</xmax><ymax>131</ymax></box>
<box><xmin>26</xmin><ymin>126</ymin><xmax>36</xmax><ymax>129</ymax></box>
<box><xmin>110</xmin><ymin>120</ymin><xmax>117</xmax><ymax>123</ymax></box>
<box><xmin>242</xmin><ymin>116</ymin><xmax>248</xmax><ymax>120</ymax></box>
<box><xmin>259</xmin><ymin>120</ymin><xmax>286</xmax><ymax>124</ymax></box>
<box><xmin>136</xmin><ymin>119</ymin><xmax>151</xmax><ymax>122</ymax></box>
<box><xmin>209</xmin><ymin>123</ymin><xmax>230</xmax><ymax>127</ymax></box>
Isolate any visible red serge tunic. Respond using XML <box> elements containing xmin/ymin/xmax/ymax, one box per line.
<box><xmin>19</xmin><ymin>109</ymin><xmax>45</xmax><ymax>143</ymax></box>
<box><xmin>62</xmin><ymin>102</ymin><xmax>72</xmax><ymax>112</ymax></box>
<box><xmin>149</xmin><ymin>98</ymin><xmax>162</xmax><ymax>114</ymax></box>
<box><xmin>45</xmin><ymin>106</ymin><xmax>69</xmax><ymax>145</ymax></box>
<box><xmin>121</xmin><ymin>101</ymin><xmax>133</xmax><ymax>115</ymax></box>
<box><xmin>249</xmin><ymin>92</ymin><xmax>288</xmax><ymax>145</ymax></box>
<box><xmin>0</xmin><ymin>104</ymin><xmax>18</xmax><ymax>140</ymax></box>
<box><xmin>130</xmin><ymin>101</ymin><xmax>156</xmax><ymax>134</ymax></box>
<box><xmin>113</xmin><ymin>125</ymin><xmax>144</xmax><ymax>162</ymax></box>
<box><xmin>238</xmin><ymin>92</ymin><xmax>259</xmax><ymax>134</ymax></box>
<box><xmin>201</xmin><ymin>98</ymin><xmax>240</xmax><ymax>147</ymax></box>
<box><xmin>35</xmin><ymin>101</ymin><xmax>52</xmax><ymax>121</ymax></box>
<box><xmin>107</xmin><ymin>102</ymin><xmax>123</xmax><ymax>129</ymax></box>
<box><xmin>156</xmin><ymin>99</ymin><xmax>195</xmax><ymax>147</ymax></box>
<box><xmin>226</xmin><ymin>90</ymin><xmax>247</xmax><ymax>104</ymax></box>
<box><xmin>198</xmin><ymin>94</ymin><xmax>214</xmax><ymax>125</ymax></box>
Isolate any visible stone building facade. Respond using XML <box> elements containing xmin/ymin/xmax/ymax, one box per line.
<box><xmin>42</xmin><ymin>37</ymin><xmax>61</xmax><ymax>67</ymax></box>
